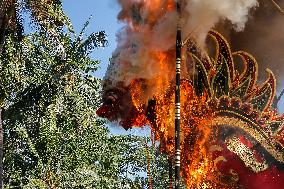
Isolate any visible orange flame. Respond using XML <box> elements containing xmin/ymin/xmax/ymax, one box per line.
<box><xmin>128</xmin><ymin>68</ymin><xmax>218</xmax><ymax>188</ymax></box>
<box><xmin>112</xmin><ymin>1</ymin><xmax>225</xmax><ymax>188</ymax></box>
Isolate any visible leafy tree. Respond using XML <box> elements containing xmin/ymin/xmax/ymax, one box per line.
<box><xmin>0</xmin><ymin>0</ymin><xmax>178</xmax><ymax>185</ymax></box>
<box><xmin>0</xmin><ymin>1</ymin><xmax>71</xmax><ymax>187</ymax></box>
<box><xmin>1</xmin><ymin>20</ymin><xmax>111</xmax><ymax>188</ymax></box>
<box><xmin>1</xmin><ymin>19</ymin><xmax>173</xmax><ymax>188</ymax></box>
<box><xmin>0</xmin><ymin>0</ymin><xmax>71</xmax><ymax>53</ymax></box>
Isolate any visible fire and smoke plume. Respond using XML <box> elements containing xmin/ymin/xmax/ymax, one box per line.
<box><xmin>102</xmin><ymin>0</ymin><xmax>284</xmax><ymax>122</ymax></box>
<box><xmin>97</xmin><ymin>0</ymin><xmax>284</xmax><ymax>188</ymax></box>
<box><xmin>105</xmin><ymin>0</ymin><xmax>259</xmax><ymax>89</ymax></box>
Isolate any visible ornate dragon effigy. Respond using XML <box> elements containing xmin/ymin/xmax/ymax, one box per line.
<box><xmin>97</xmin><ymin>30</ymin><xmax>284</xmax><ymax>188</ymax></box>
<box><xmin>176</xmin><ymin>30</ymin><xmax>284</xmax><ymax>188</ymax></box>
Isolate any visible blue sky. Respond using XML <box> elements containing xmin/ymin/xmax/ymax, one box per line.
<box><xmin>62</xmin><ymin>1</ymin><xmax>150</xmax><ymax>135</ymax></box>
<box><xmin>63</xmin><ymin>1</ymin><xmax>154</xmax><ymax>135</ymax></box>
<box><xmin>62</xmin><ymin>0</ymin><xmax>123</xmax><ymax>79</ymax></box>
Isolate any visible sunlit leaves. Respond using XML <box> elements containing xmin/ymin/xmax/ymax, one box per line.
<box><xmin>1</xmin><ymin>14</ymin><xmax>170</xmax><ymax>189</ymax></box>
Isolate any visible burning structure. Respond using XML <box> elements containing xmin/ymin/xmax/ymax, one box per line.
<box><xmin>97</xmin><ymin>0</ymin><xmax>284</xmax><ymax>188</ymax></box>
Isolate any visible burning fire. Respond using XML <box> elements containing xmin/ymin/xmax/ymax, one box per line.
<box><xmin>99</xmin><ymin>78</ymin><xmax>219</xmax><ymax>188</ymax></box>
<box><xmin>97</xmin><ymin>0</ymin><xmax>244</xmax><ymax>188</ymax></box>
<box><xmin>97</xmin><ymin>0</ymin><xmax>284</xmax><ymax>188</ymax></box>
<box><xmin>152</xmin><ymin>80</ymin><xmax>215</xmax><ymax>188</ymax></box>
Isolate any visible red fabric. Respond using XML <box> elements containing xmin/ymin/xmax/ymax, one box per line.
<box><xmin>213</xmin><ymin>143</ymin><xmax>284</xmax><ymax>189</ymax></box>
<box><xmin>96</xmin><ymin>104</ymin><xmax>115</xmax><ymax>119</ymax></box>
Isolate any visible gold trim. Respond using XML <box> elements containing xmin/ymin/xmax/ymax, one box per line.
<box><xmin>211</xmin><ymin>114</ymin><xmax>284</xmax><ymax>163</ymax></box>
<box><xmin>226</xmin><ymin>137</ymin><xmax>269</xmax><ymax>172</ymax></box>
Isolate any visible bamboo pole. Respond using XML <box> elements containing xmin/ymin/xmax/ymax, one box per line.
<box><xmin>174</xmin><ymin>0</ymin><xmax>182</xmax><ymax>188</ymax></box>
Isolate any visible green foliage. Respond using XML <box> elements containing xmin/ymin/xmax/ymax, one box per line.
<box><xmin>1</xmin><ymin>0</ymin><xmax>73</xmax><ymax>34</ymax></box>
<box><xmin>1</xmin><ymin>23</ymin><xmax>122</xmax><ymax>188</ymax></box>
<box><xmin>1</xmin><ymin>18</ymin><xmax>171</xmax><ymax>189</ymax></box>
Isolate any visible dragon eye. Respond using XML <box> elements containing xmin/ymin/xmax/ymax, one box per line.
<box><xmin>105</xmin><ymin>98</ymin><xmax>114</xmax><ymax>105</ymax></box>
<box><xmin>104</xmin><ymin>93</ymin><xmax>118</xmax><ymax>105</ymax></box>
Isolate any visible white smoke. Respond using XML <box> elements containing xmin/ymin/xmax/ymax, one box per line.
<box><xmin>104</xmin><ymin>0</ymin><xmax>259</xmax><ymax>91</ymax></box>
<box><xmin>184</xmin><ymin>0</ymin><xmax>259</xmax><ymax>46</ymax></box>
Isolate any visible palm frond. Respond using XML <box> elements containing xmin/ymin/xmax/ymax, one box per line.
<box><xmin>77</xmin><ymin>31</ymin><xmax>108</xmax><ymax>55</ymax></box>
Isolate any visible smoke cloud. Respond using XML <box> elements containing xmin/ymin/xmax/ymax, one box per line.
<box><xmin>229</xmin><ymin>1</ymin><xmax>284</xmax><ymax>86</ymax></box>
<box><xmin>104</xmin><ymin>0</ymin><xmax>284</xmax><ymax>110</ymax></box>
<box><xmin>104</xmin><ymin>0</ymin><xmax>260</xmax><ymax>93</ymax></box>
<box><xmin>184</xmin><ymin>0</ymin><xmax>259</xmax><ymax>46</ymax></box>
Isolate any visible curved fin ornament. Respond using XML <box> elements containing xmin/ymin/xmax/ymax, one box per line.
<box><xmin>187</xmin><ymin>30</ymin><xmax>284</xmax><ymax>173</ymax></box>
<box><xmin>211</xmin><ymin>56</ymin><xmax>230</xmax><ymax>98</ymax></box>
<box><xmin>192</xmin><ymin>54</ymin><xmax>212</xmax><ymax>97</ymax></box>
<box><xmin>232</xmin><ymin>51</ymin><xmax>258</xmax><ymax>95</ymax></box>
<box><xmin>209</xmin><ymin>30</ymin><xmax>235</xmax><ymax>81</ymax></box>
<box><xmin>249</xmin><ymin>69</ymin><xmax>276</xmax><ymax>112</ymax></box>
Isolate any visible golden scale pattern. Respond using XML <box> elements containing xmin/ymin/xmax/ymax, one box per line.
<box><xmin>184</xmin><ymin>30</ymin><xmax>284</xmax><ymax>184</ymax></box>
